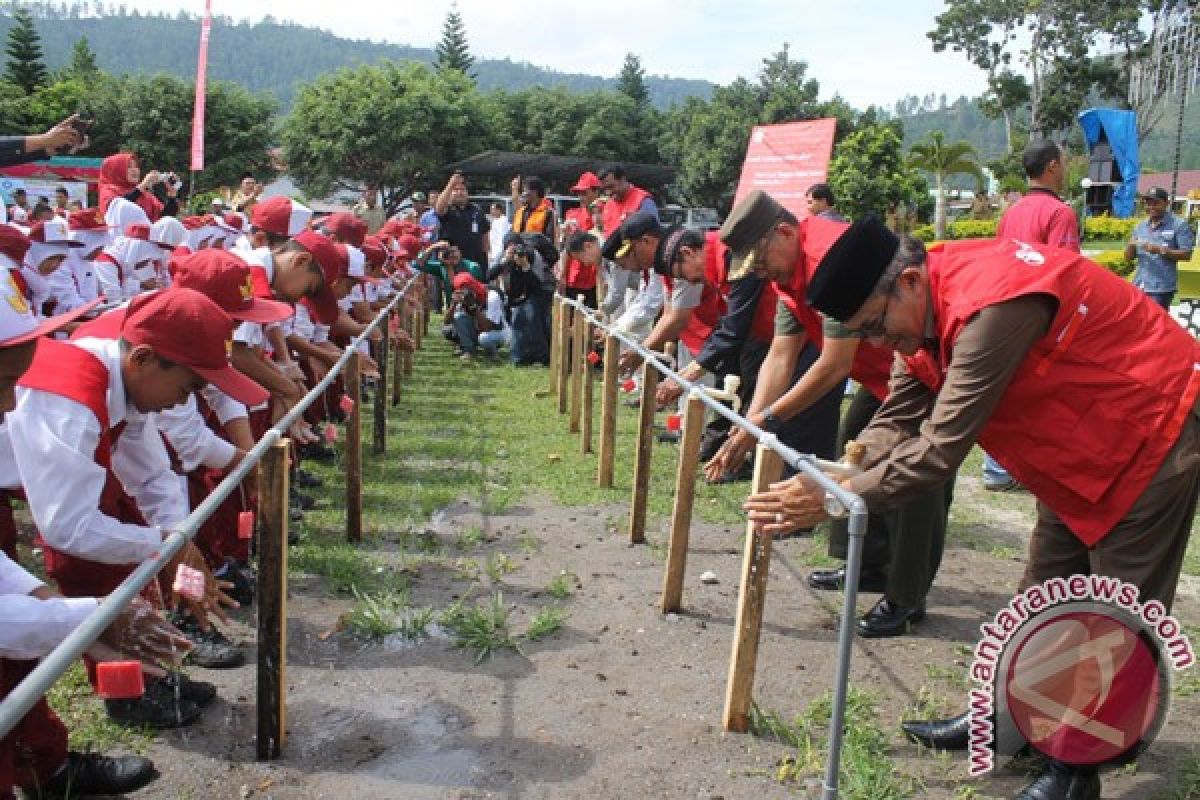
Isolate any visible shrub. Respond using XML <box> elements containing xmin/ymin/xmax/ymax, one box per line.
<box><xmin>1083</xmin><ymin>215</ymin><xmax>1138</xmax><ymax>242</ymax></box>
<box><xmin>948</xmin><ymin>219</ymin><xmax>998</xmax><ymax>239</ymax></box>
<box><xmin>1090</xmin><ymin>249</ymin><xmax>1135</xmax><ymax>278</ymax></box>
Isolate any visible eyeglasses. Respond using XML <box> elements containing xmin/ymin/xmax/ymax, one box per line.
<box><xmin>844</xmin><ymin>294</ymin><xmax>894</xmax><ymax>339</ymax></box>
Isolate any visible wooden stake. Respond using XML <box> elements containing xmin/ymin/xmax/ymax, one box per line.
<box><xmin>391</xmin><ymin>310</ymin><xmax>404</xmax><ymax>407</ymax></box>
<box><xmin>629</xmin><ymin>361</ymin><xmax>659</xmax><ymax>544</ymax></box>
<box><xmin>580</xmin><ymin>319</ymin><xmax>594</xmax><ymax>454</ymax></box>
<box><xmin>373</xmin><ymin>325</ymin><xmax>389</xmax><ymax>456</ymax></box>
<box><xmin>661</xmin><ymin>393</ymin><xmax>706</xmax><ymax>613</ymax></box>
<box><xmin>597</xmin><ymin>332</ymin><xmax>619</xmax><ymax>487</ymax></box>
<box><xmin>402</xmin><ymin>308</ymin><xmax>413</xmax><ymax>377</ymax></box>
<box><xmin>257</xmin><ymin>438</ymin><xmax>289</xmax><ymax>761</ymax></box>
<box><xmin>557</xmin><ymin>304</ymin><xmax>571</xmax><ymax>414</ymax></box>
<box><xmin>345</xmin><ymin>350</ymin><xmax>363</xmax><ymax>543</ymax></box>
<box><xmin>569</xmin><ymin>297</ymin><xmax>585</xmax><ymax>433</ymax></box>
<box><xmin>723</xmin><ymin>443</ymin><xmax>784</xmax><ymax>732</ymax></box>
<box><xmin>549</xmin><ymin>296</ymin><xmax>561</xmax><ymax>395</ymax></box>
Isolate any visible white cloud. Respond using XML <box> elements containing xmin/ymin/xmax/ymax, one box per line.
<box><xmin>122</xmin><ymin>0</ymin><xmax>987</xmax><ymax>108</ymax></box>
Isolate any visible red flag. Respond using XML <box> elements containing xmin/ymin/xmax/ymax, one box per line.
<box><xmin>190</xmin><ymin>0</ymin><xmax>213</xmax><ymax>172</ymax></box>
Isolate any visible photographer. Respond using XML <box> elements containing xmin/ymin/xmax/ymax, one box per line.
<box><xmin>98</xmin><ymin>152</ymin><xmax>180</xmax><ymax>221</ymax></box>
<box><xmin>441</xmin><ymin>272</ymin><xmax>507</xmax><ymax>362</ymax></box>
<box><xmin>487</xmin><ymin>234</ymin><xmax>554</xmax><ymax>365</ymax></box>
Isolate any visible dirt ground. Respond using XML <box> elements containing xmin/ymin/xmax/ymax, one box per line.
<box><xmin>114</xmin><ymin>474</ymin><xmax>1200</xmax><ymax>800</ymax></box>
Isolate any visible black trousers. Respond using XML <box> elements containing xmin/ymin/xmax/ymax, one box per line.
<box><xmin>827</xmin><ymin>385</ymin><xmax>954</xmax><ymax>607</ymax></box>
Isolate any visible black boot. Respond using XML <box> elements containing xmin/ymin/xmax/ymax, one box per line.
<box><xmin>158</xmin><ymin>671</ymin><xmax>218</xmax><ymax>708</ymax></box>
<box><xmin>171</xmin><ymin>612</ymin><xmax>245</xmax><ymax>669</ymax></box>
<box><xmin>29</xmin><ymin>751</ymin><xmax>158</xmax><ymax>798</ymax></box>
<box><xmin>807</xmin><ymin>565</ymin><xmax>888</xmax><ymax>593</ymax></box>
<box><xmin>901</xmin><ymin>710</ymin><xmax>970</xmax><ymax>751</ymax></box>
<box><xmin>105</xmin><ymin>675</ymin><xmax>203</xmax><ymax>729</ymax></box>
<box><xmin>857</xmin><ymin>597</ymin><xmax>925</xmax><ymax>638</ymax></box>
<box><xmin>1016</xmin><ymin>760</ymin><xmax>1100</xmax><ymax>800</ymax></box>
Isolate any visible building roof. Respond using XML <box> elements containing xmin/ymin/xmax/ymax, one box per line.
<box><xmin>1137</xmin><ymin>170</ymin><xmax>1200</xmax><ymax>197</ymax></box>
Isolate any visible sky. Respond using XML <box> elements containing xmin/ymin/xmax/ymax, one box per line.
<box><xmin>119</xmin><ymin>0</ymin><xmax>987</xmax><ymax>110</ymax></box>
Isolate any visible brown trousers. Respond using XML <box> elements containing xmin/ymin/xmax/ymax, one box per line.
<box><xmin>1021</xmin><ymin>411</ymin><xmax>1200</xmax><ymax>611</ymax></box>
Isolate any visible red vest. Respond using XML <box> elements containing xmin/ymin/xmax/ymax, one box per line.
<box><xmin>904</xmin><ymin>238</ymin><xmax>1200</xmax><ymax>545</ymax></box>
<box><xmin>770</xmin><ymin>217</ymin><xmax>895</xmax><ymax>400</ymax></box>
<box><xmin>660</xmin><ymin>231</ymin><xmax>730</xmax><ymax>354</ymax></box>
<box><xmin>562</xmin><ymin>207</ymin><xmax>596</xmax><ymax>289</ymax></box>
<box><xmin>16</xmin><ymin>339</ymin><xmax>150</xmax><ymax>596</ymax></box>
<box><xmin>601</xmin><ymin>186</ymin><xmax>652</xmax><ymax>236</ymax></box>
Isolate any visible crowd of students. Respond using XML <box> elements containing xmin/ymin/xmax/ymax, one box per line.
<box><xmin>0</xmin><ymin>117</ymin><xmax>427</xmax><ymax>798</ymax></box>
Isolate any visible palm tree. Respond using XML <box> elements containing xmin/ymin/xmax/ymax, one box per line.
<box><xmin>907</xmin><ymin>132</ymin><xmax>985</xmax><ymax>239</ymax></box>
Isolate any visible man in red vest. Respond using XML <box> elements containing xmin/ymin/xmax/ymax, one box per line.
<box><xmin>748</xmin><ymin>217</ymin><xmax>1200</xmax><ymax>800</ymax></box>
<box><xmin>714</xmin><ymin>190</ymin><xmax>951</xmax><ymax>637</ymax></box>
<box><xmin>599</xmin><ymin>166</ymin><xmax>657</xmax><ymax>237</ymax></box>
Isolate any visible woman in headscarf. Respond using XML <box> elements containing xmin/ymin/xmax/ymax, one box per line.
<box><xmin>97</xmin><ymin>152</ymin><xmax>179</xmax><ymax>221</ymax></box>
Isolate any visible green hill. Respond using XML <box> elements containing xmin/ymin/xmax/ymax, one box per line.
<box><xmin>1</xmin><ymin>3</ymin><xmax>714</xmax><ymax>109</ymax></box>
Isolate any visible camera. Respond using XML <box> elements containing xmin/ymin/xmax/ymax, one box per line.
<box><xmin>163</xmin><ymin>173</ymin><xmax>182</xmax><ymax>191</ymax></box>
<box><xmin>511</xmin><ymin>243</ymin><xmax>534</xmax><ymax>262</ymax></box>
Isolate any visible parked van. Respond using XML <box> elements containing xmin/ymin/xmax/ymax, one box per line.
<box><xmin>659</xmin><ymin>205</ymin><xmax>721</xmax><ymax>231</ymax></box>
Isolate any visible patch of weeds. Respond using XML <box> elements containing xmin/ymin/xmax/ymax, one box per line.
<box><xmin>395</xmin><ymin>606</ymin><xmax>436</xmax><ymax>640</ymax></box>
<box><xmin>411</xmin><ymin>531</ymin><xmax>443</xmax><ymax>555</ymax></box>
<box><xmin>345</xmin><ymin>586</ymin><xmax>410</xmax><ymax>638</ymax></box>
<box><xmin>904</xmin><ymin>685</ymin><xmax>951</xmax><ymax>722</ymax></box>
<box><xmin>454</xmin><ymin>525</ymin><xmax>484</xmax><ymax>551</ymax></box>
<box><xmin>749</xmin><ymin>689</ymin><xmax>917</xmax><ymax>800</ymax></box>
<box><xmin>48</xmin><ymin>662</ymin><xmax>152</xmax><ymax>753</ymax></box>
<box><xmin>525</xmin><ymin>607</ymin><xmax>569</xmax><ymax>641</ymax></box>
<box><xmin>546</xmin><ymin>571</ymin><xmax>576</xmax><ymax>599</ymax></box>
<box><xmin>454</xmin><ymin>558</ymin><xmax>481</xmax><ymax>581</ymax></box>
<box><xmin>925</xmin><ymin>662</ymin><xmax>970</xmax><ymax>692</ymax></box>
<box><xmin>441</xmin><ymin>592</ymin><xmax>521</xmax><ymax>664</ymax></box>
<box><xmin>517</xmin><ymin>530</ymin><xmax>541</xmax><ymax>554</ymax></box>
<box><xmin>799</xmin><ymin>529</ymin><xmax>839</xmax><ymax>569</ymax></box>
<box><xmin>483</xmin><ymin>552</ymin><xmax>518</xmax><ymax>583</ymax></box>
<box><xmin>1153</xmin><ymin>753</ymin><xmax>1200</xmax><ymax>800</ymax></box>
<box><xmin>1175</xmin><ymin>672</ymin><xmax>1200</xmax><ymax>698</ymax></box>
<box><xmin>291</xmin><ymin>542</ymin><xmax>382</xmax><ymax>593</ymax></box>
<box><xmin>644</xmin><ymin>534</ymin><xmax>667</xmax><ymax>562</ymax></box>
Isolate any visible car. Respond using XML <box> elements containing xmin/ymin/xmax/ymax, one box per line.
<box><xmin>659</xmin><ymin>205</ymin><xmax>721</xmax><ymax>231</ymax></box>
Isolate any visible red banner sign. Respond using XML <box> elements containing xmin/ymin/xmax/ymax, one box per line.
<box><xmin>190</xmin><ymin>0</ymin><xmax>212</xmax><ymax>173</ymax></box>
<box><xmin>733</xmin><ymin>119</ymin><xmax>837</xmax><ymax>220</ymax></box>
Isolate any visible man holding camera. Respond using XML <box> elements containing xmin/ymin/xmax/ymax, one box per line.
<box><xmin>487</xmin><ymin>235</ymin><xmax>556</xmax><ymax>365</ymax></box>
<box><xmin>441</xmin><ymin>272</ymin><xmax>509</xmax><ymax>362</ymax></box>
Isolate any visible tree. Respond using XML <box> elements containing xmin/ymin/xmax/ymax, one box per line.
<box><xmin>616</xmin><ymin>53</ymin><xmax>649</xmax><ymax>110</ymax></box>
<box><xmin>907</xmin><ymin>131</ymin><xmax>984</xmax><ymax>238</ymax></box>
<box><xmin>5</xmin><ymin>8</ymin><xmax>49</xmax><ymax>95</ymax></box>
<box><xmin>282</xmin><ymin>61</ymin><xmax>493</xmax><ymax>216</ymax></box>
<box><xmin>829</xmin><ymin>122</ymin><xmax>930</xmax><ymax>223</ymax></box>
<box><xmin>435</xmin><ymin>8</ymin><xmax>475</xmax><ymax>80</ymax></box>
<box><xmin>65</xmin><ymin>35</ymin><xmax>99</xmax><ymax>80</ymax></box>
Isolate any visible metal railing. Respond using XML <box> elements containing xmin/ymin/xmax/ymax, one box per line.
<box><xmin>558</xmin><ymin>294</ymin><xmax>869</xmax><ymax>800</ymax></box>
<box><xmin>0</xmin><ymin>273</ymin><xmax>421</xmax><ymax>739</ymax></box>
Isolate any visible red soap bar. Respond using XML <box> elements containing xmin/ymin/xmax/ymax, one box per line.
<box><xmin>237</xmin><ymin>511</ymin><xmax>255</xmax><ymax>541</ymax></box>
<box><xmin>621</xmin><ymin>379</ymin><xmax>636</xmax><ymax>393</ymax></box>
<box><xmin>587</xmin><ymin>351</ymin><xmax>600</xmax><ymax>365</ymax></box>
<box><xmin>324</xmin><ymin>422</ymin><xmax>339</xmax><ymax>443</ymax></box>
<box><xmin>666</xmin><ymin>414</ymin><xmax>681</xmax><ymax>432</ymax></box>
<box><xmin>339</xmin><ymin>394</ymin><xmax>356</xmax><ymax>415</ymax></box>
<box><xmin>96</xmin><ymin>661</ymin><xmax>145</xmax><ymax>700</ymax></box>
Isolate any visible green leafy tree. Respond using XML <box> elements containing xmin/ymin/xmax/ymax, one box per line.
<box><xmin>282</xmin><ymin>61</ymin><xmax>493</xmax><ymax>216</ymax></box>
<box><xmin>907</xmin><ymin>131</ymin><xmax>984</xmax><ymax>238</ymax></box>
<box><xmin>828</xmin><ymin>122</ymin><xmax>930</xmax><ymax>223</ymax></box>
<box><xmin>616</xmin><ymin>53</ymin><xmax>649</xmax><ymax>110</ymax></box>
<box><xmin>435</xmin><ymin>8</ymin><xmax>475</xmax><ymax>80</ymax></box>
<box><xmin>64</xmin><ymin>35</ymin><xmax>99</xmax><ymax>81</ymax></box>
<box><xmin>5</xmin><ymin>8</ymin><xmax>48</xmax><ymax>95</ymax></box>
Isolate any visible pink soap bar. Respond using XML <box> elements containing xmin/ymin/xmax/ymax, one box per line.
<box><xmin>621</xmin><ymin>379</ymin><xmax>636</xmax><ymax>393</ymax></box>
<box><xmin>666</xmin><ymin>414</ymin><xmax>681</xmax><ymax>432</ymax></box>
<box><xmin>172</xmin><ymin>564</ymin><xmax>206</xmax><ymax>602</ymax></box>
<box><xmin>586</xmin><ymin>351</ymin><xmax>600</xmax><ymax>365</ymax></box>
<box><xmin>324</xmin><ymin>422</ymin><xmax>339</xmax><ymax>443</ymax></box>
<box><xmin>96</xmin><ymin>661</ymin><xmax>145</xmax><ymax>700</ymax></box>
<box><xmin>237</xmin><ymin>511</ymin><xmax>255</xmax><ymax>540</ymax></box>
<box><xmin>339</xmin><ymin>394</ymin><xmax>356</xmax><ymax>415</ymax></box>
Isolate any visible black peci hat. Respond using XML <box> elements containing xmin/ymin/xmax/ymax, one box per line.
<box><xmin>806</xmin><ymin>215</ymin><xmax>899</xmax><ymax>322</ymax></box>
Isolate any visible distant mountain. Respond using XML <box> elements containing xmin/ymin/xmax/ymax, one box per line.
<box><xmin>0</xmin><ymin>3</ymin><xmax>714</xmax><ymax>110</ymax></box>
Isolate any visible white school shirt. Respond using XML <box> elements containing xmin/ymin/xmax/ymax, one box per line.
<box><xmin>232</xmin><ymin>244</ymin><xmax>273</xmax><ymax>350</ymax></box>
<box><xmin>601</xmin><ymin>264</ymin><xmax>664</xmax><ymax>335</ymax></box>
<box><xmin>0</xmin><ymin>552</ymin><xmax>98</xmax><ymax>659</ymax></box>
<box><xmin>156</xmin><ymin>393</ymin><xmax>239</xmax><ymax>474</ymax></box>
<box><xmin>5</xmin><ymin>338</ymin><xmax>182</xmax><ymax>564</ymax></box>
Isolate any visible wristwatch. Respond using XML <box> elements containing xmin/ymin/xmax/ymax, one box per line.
<box><xmin>760</xmin><ymin>406</ymin><xmax>784</xmax><ymax>434</ymax></box>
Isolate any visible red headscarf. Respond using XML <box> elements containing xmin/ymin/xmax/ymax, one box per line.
<box><xmin>98</xmin><ymin>153</ymin><xmax>163</xmax><ymax>221</ymax></box>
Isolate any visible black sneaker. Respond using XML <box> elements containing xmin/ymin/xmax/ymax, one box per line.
<box><xmin>290</xmin><ymin>489</ymin><xmax>316</xmax><ymax>510</ymax></box>
<box><xmin>295</xmin><ymin>469</ymin><xmax>324</xmax><ymax>489</ymax></box>
<box><xmin>105</xmin><ymin>679</ymin><xmax>202</xmax><ymax>729</ymax></box>
<box><xmin>215</xmin><ymin>557</ymin><xmax>255</xmax><ymax>606</ymax></box>
<box><xmin>299</xmin><ymin>442</ymin><xmax>336</xmax><ymax>463</ymax></box>
<box><xmin>172</xmin><ymin>613</ymin><xmax>246</xmax><ymax>669</ymax></box>
<box><xmin>29</xmin><ymin>751</ymin><xmax>159</xmax><ymax>798</ymax></box>
<box><xmin>156</xmin><ymin>671</ymin><xmax>218</xmax><ymax>708</ymax></box>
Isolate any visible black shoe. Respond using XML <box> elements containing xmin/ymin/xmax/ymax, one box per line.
<box><xmin>1016</xmin><ymin>760</ymin><xmax>1100</xmax><ymax>800</ymax></box>
<box><xmin>807</xmin><ymin>565</ymin><xmax>888</xmax><ymax>593</ymax></box>
<box><xmin>857</xmin><ymin>597</ymin><xmax>925</xmax><ymax>638</ymax></box>
<box><xmin>156</xmin><ymin>671</ymin><xmax>217</xmax><ymax>708</ymax></box>
<box><xmin>290</xmin><ymin>489</ymin><xmax>316</xmax><ymax>510</ymax></box>
<box><xmin>215</xmin><ymin>557</ymin><xmax>255</xmax><ymax>607</ymax></box>
<box><xmin>31</xmin><ymin>751</ymin><xmax>158</xmax><ymax>798</ymax></box>
<box><xmin>172</xmin><ymin>614</ymin><xmax>245</xmax><ymax>669</ymax></box>
<box><xmin>290</xmin><ymin>508</ymin><xmax>304</xmax><ymax>524</ymax></box>
<box><xmin>299</xmin><ymin>442</ymin><xmax>336</xmax><ymax>463</ymax></box>
<box><xmin>105</xmin><ymin>683</ymin><xmax>202</xmax><ymax>729</ymax></box>
<box><xmin>656</xmin><ymin>430</ymin><xmax>681</xmax><ymax>444</ymax></box>
<box><xmin>295</xmin><ymin>469</ymin><xmax>324</xmax><ymax>489</ymax></box>
<box><xmin>901</xmin><ymin>711</ymin><xmax>970</xmax><ymax>751</ymax></box>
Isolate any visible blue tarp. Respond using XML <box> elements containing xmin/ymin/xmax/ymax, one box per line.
<box><xmin>1078</xmin><ymin>108</ymin><xmax>1140</xmax><ymax>218</ymax></box>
